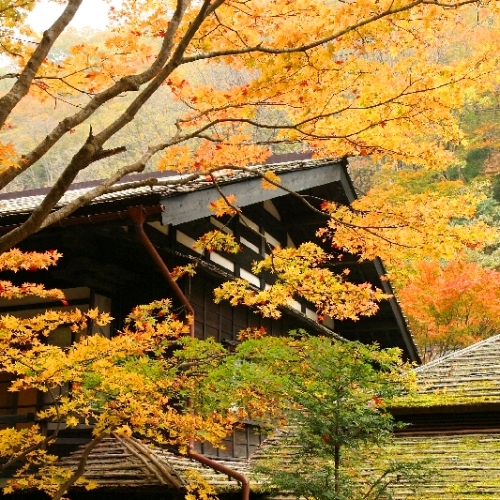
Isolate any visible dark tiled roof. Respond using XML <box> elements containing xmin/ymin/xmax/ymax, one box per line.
<box><xmin>0</xmin><ymin>158</ymin><xmax>338</xmax><ymax>218</ymax></box>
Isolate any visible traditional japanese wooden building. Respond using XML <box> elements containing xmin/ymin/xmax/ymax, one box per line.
<box><xmin>0</xmin><ymin>156</ymin><xmax>419</xmax><ymax>497</ymax></box>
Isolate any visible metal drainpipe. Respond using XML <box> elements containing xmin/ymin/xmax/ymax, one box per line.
<box><xmin>128</xmin><ymin>206</ymin><xmax>251</xmax><ymax>500</ymax></box>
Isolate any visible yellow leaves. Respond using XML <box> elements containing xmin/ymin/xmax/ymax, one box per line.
<box><xmin>184</xmin><ymin>470</ymin><xmax>217</xmax><ymax>500</ymax></box>
<box><xmin>194</xmin><ymin>230</ymin><xmax>241</xmax><ymax>254</ymax></box>
<box><xmin>0</xmin><ymin>281</ymin><xmax>65</xmax><ymax>301</ymax></box>
<box><xmin>171</xmin><ymin>263</ymin><xmax>198</xmax><ymax>281</ymax></box>
<box><xmin>85</xmin><ymin>480</ymin><xmax>99</xmax><ymax>491</ymax></box>
<box><xmin>86</xmin><ymin>308</ymin><xmax>113</xmax><ymax>326</ymax></box>
<box><xmin>65</xmin><ymin>416</ymin><xmax>79</xmax><ymax>427</ymax></box>
<box><xmin>318</xmin><ymin>185</ymin><xmax>498</xmax><ymax>267</ymax></box>
<box><xmin>0</xmin><ymin>425</ymin><xmax>46</xmax><ymax>458</ymax></box>
<box><xmin>0</xmin><ymin>248</ymin><xmax>62</xmax><ymax>272</ymax></box>
<box><xmin>208</xmin><ymin>194</ymin><xmax>239</xmax><ymax>217</ymax></box>
<box><xmin>262</xmin><ymin>171</ymin><xmax>281</xmax><ymax>190</ymax></box>
<box><xmin>215</xmin><ymin>243</ymin><xmax>388</xmax><ymax>321</ymax></box>
<box><xmin>114</xmin><ymin>425</ymin><xmax>133</xmax><ymax>437</ymax></box>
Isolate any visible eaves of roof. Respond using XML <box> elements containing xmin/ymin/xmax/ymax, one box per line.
<box><xmin>0</xmin><ymin>158</ymin><xmax>341</xmax><ymax>220</ymax></box>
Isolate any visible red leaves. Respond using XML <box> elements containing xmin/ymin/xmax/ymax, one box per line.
<box><xmin>399</xmin><ymin>258</ymin><xmax>500</xmax><ymax>360</ymax></box>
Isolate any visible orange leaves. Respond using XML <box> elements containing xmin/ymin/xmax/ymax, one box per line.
<box><xmin>237</xmin><ymin>326</ymin><xmax>267</xmax><ymax>341</ymax></box>
<box><xmin>398</xmin><ymin>258</ymin><xmax>500</xmax><ymax>360</ymax></box>
<box><xmin>208</xmin><ymin>194</ymin><xmax>239</xmax><ymax>217</ymax></box>
<box><xmin>192</xmin><ymin>137</ymin><xmax>270</xmax><ymax>172</ymax></box>
<box><xmin>158</xmin><ymin>145</ymin><xmax>192</xmax><ymax>173</ymax></box>
<box><xmin>0</xmin><ymin>248</ymin><xmax>62</xmax><ymax>272</ymax></box>
<box><xmin>194</xmin><ymin>230</ymin><xmax>241</xmax><ymax>254</ymax></box>
<box><xmin>0</xmin><ymin>141</ymin><xmax>18</xmax><ymax>170</ymax></box>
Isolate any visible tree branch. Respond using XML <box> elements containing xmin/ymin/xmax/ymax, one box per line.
<box><xmin>51</xmin><ymin>431</ymin><xmax>107</xmax><ymax>500</ymax></box>
<box><xmin>0</xmin><ymin>0</ymin><xmax>84</xmax><ymax>128</ymax></box>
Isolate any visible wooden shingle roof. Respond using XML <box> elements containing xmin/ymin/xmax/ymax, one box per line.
<box><xmin>400</xmin><ymin>335</ymin><xmax>500</xmax><ymax>408</ymax></box>
<box><xmin>375</xmin><ymin>433</ymin><xmax>500</xmax><ymax>500</ymax></box>
<box><xmin>55</xmin><ymin>435</ymin><xmax>255</xmax><ymax>494</ymax></box>
<box><xmin>250</xmin><ymin>428</ymin><xmax>500</xmax><ymax>500</ymax></box>
<box><xmin>247</xmin><ymin>338</ymin><xmax>500</xmax><ymax>500</ymax></box>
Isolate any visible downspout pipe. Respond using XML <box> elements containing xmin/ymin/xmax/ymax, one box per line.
<box><xmin>187</xmin><ymin>448</ymin><xmax>250</xmax><ymax>500</ymax></box>
<box><xmin>129</xmin><ymin>205</ymin><xmax>251</xmax><ymax>500</ymax></box>
<box><xmin>129</xmin><ymin>205</ymin><xmax>195</xmax><ymax>337</ymax></box>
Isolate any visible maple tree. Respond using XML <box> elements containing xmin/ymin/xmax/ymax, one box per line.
<box><xmin>398</xmin><ymin>257</ymin><xmax>500</xmax><ymax>361</ymax></box>
<box><xmin>0</xmin><ymin>0</ymin><xmax>499</xmax><ymax>251</ymax></box>
<box><xmin>0</xmin><ymin>256</ymin><xmax>415</xmax><ymax>499</ymax></box>
<box><xmin>0</xmin><ymin>255</ymin><xmax>267</xmax><ymax>499</ymax></box>
<box><xmin>1</xmin><ymin>0</ymin><xmax>500</xmax><ymax>497</ymax></box>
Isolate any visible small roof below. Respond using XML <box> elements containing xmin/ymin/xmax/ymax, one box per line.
<box><xmin>55</xmin><ymin>435</ymin><xmax>254</xmax><ymax>494</ymax></box>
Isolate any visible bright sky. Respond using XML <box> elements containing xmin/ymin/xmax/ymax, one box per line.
<box><xmin>28</xmin><ymin>0</ymin><xmax>112</xmax><ymax>32</ymax></box>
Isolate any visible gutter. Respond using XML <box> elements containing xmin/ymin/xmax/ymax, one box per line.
<box><xmin>128</xmin><ymin>205</ymin><xmax>251</xmax><ymax>500</ymax></box>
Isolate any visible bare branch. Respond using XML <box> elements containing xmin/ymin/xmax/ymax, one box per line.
<box><xmin>0</xmin><ymin>0</ymin><xmax>84</xmax><ymax>128</ymax></box>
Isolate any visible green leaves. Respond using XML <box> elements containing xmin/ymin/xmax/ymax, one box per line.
<box><xmin>250</xmin><ymin>338</ymin><xmax>428</xmax><ymax>500</ymax></box>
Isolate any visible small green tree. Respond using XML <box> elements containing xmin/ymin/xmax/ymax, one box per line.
<box><xmin>249</xmin><ymin>338</ymin><xmax>432</xmax><ymax>500</ymax></box>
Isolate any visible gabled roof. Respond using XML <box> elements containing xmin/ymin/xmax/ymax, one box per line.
<box><xmin>403</xmin><ymin>335</ymin><xmax>500</xmax><ymax>407</ymax></box>
<box><xmin>54</xmin><ymin>435</ymin><xmax>255</xmax><ymax>494</ymax></box>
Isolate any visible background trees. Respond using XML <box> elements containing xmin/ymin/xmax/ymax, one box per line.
<box><xmin>398</xmin><ymin>258</ymin><xmax>500</xmax><ymax>360</ymax></box>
